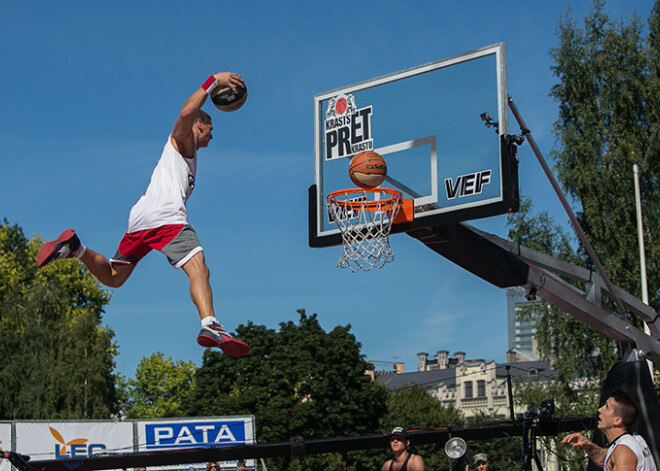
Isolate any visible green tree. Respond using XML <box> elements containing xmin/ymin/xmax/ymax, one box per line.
<box><xmin>508</xmin><ymin>198</ymin><xmax>618</xmax><ymax>382</ymax></box>
<box><xmin>380</xmin><ymin>384</ymin><xmax>463</xmax><ymax>431</ymax></box>
<box><xmin>0</xmin><ymin>219</ymin><xmax>118</xmax><ymax>419</ymax></box>
<box><xmin>184</xmin><ymin>309</ymin><xmax>389</xmax><ymax>471</ymax></box>
<box><xmin>465</xmin><ymin>410</ymin><xmax>523</xmax><ymax>471</ymax></box>
<box><xmin>506</xmin><ymin>3</ymin><xmax>660</xmax><ymax>461</ymax></box>
<box><xmin>508</xmin><ymin>0</ymin><xmax>660</xmax><ymax>382</ymax></box>
<box><xmin>550</xmin><ymin>0</ymin><xmax>660</xmax><ymax>308</ymax></box>
<box><xmin>124</xmin><ymin>352</ymin><xmax>197</xmax><ymax>418</ymax></box>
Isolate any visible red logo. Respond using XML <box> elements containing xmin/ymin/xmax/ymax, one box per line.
<box><xmin>335</xmin><ymin>97</ymin><xmax>347</xmax><ymax>115</ymax></box>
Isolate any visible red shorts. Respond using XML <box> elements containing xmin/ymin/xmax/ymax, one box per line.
<box><xmin>110</xmin><ymin>224</ymin><xmax>202</xmax><ymax>268</ymax></box>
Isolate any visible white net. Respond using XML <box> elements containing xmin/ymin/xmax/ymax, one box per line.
<box><xmin>326</xmin><ymin>188</ymin><xmax>402</xmax><ymax>272</ymax></box>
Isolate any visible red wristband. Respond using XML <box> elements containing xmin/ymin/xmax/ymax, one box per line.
<box><xmin>202</xmin><ymin>75</ymin><xmax>218</xmax><ymax>95</ymax></box>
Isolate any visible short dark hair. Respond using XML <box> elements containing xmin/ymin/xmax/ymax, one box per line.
<box><xmin>195</xmin><ymin>109</ymin><xmax>212</xmax><ymax>125</ymax></box>
<box><xmin>610</xmin><ymin>390</ymin><xmax>639</xmax><ymax>430</ymax></box>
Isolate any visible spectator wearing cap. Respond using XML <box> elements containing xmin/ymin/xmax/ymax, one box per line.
<box><xmin>381</xmin><ymin>427</ymin><xmax>424</xmax><ymax>471</ymax></box>
<box><xmin>474</xmin><ymin>453</ymin><xmax>489</xmax><ymax>471</ymax></box>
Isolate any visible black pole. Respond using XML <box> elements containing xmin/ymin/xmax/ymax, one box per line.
<box><xmin>5</xmin><ymin>451</ymin><xmax>32</xmax><ymax>471</ymax></box>
<box><xmin>24</xmin><ymin>418</ymin><xmax>596</xmax><ymax>471</ymax></box>
<box><xmin>506</xmin><ymin>365</ymin><xmax>515</xmax><ymax>421</ymax></box>
<box><xmin>531</xmin><ymin>425</ymin><xmax>544</xmax><ymax>471</ymax></box>
<box><xmin>447</xmin><ymin>429</ymin><xmax>454</xmax><ymax>471</ymax></box>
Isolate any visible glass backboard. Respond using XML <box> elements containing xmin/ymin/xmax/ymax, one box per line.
<box><xmin>309</xmin><ymin>43</ymin><xmax>518</xmax><ymax>247</ymax></box>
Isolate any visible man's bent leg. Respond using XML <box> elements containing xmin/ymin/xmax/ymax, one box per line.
<box><xmin>37</xmin><ymin>229</ymin><xmax>134</xmax><ymax>288</ymax></box>
<box><xmin>180</xmin><ymin>251</ymin><xmax>214</xmax><ymax>320</ymax></box>
<box><xmin>80</xmin><ymin>248</ymin><xmax>135</xmax><ymax>288</ymax></box>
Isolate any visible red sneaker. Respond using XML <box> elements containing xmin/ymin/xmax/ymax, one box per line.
<box><xmin>36</xmin><ymin>229</ymin><xmax>81</xmax><ymax>268</ymax></box>
<box><xmin>196</xmin><ymin>321</ymin><xmax>250</xmax><ymax>357</ymax></box>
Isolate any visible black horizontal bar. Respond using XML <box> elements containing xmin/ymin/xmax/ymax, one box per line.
<box><xmin>18</xmin><ymin>417</ymin><xmax>596</xmax><ymax>471</ymax></box>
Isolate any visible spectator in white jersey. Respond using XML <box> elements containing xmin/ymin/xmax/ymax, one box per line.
<box><xmin>36</xmin><ymin>71</ymin><xmax>249</xmax><ymax>357</ymax></box>
<box><xmin>561</xmin><ymin>390</ymin><xmax>656</xmax><ymax>471</ymax></box>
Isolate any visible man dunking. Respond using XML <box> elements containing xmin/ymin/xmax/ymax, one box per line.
<box><xmin>561</xmin><ymin>390</ymin><xmax>656</xmax><ymax>471</ymax></box>
<box><xmin>36</xmin><ymin>71</ymin><xmax>250</xmax><ymax>357</ymax></box>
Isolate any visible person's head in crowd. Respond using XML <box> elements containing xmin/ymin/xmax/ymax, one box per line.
<box><xmin>474</xmin><ymin>453</ymin><xmax>489</xmax><ymax>471</ymax></box>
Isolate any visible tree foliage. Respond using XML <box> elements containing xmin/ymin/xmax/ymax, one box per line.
<box><xmin>550</xmin><ymin>0</ymin><xmax>660</xmax><ymax>306</ymax></box>
<box><xmin>124</xmin><ymin>352</ymin><xmax>196</xmax><ymax>418</ymax></box>
<box><xmin>184</xmin><ymin>309</ymin><xmax>389</xmax><ymax>471</ymax></box>
<box><xmin>380</xmin><ymin>384</ymin><xmax>463</xmax><ymax>432</ymax></box>
<box><xmin>508</xmin><ymin>199</ymin><xmax>618</xmax><ymax>382</ymax></box>
<box><xmin>0</xmin><ymin>220</ymin><xmax>118</xmax><ymax>419</ymax></box>
<box><xmin>508</xmin><ymin>0</ymin><xmax>660</xmax><ymax>381</ymax></box>
<box><xmin>465</xmin><ymin>410</ymin><xmax>523</xmax><ymax>471</ymax></box>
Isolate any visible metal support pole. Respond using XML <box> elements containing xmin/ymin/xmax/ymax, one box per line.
<box><xmin>507</xmin><ymin>96</ymin><xmax>627</xmax><ymax>321</ymax></box>
<box><xmin>506</xmin><ymin>365</ymin><xmax>515</xmax><ymax>421</ymax></box>
<box><xmin>633</xmin><ymin>164</ymin><xmax>655</xmax><ymax>376</ymax></box>
<box><xmin>633</xmin><ymin>165</ymin><xmax>649</xmax><ymax>307</ymax></box>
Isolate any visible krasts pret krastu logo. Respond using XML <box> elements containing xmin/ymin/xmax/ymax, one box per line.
<box><xmin>325</xmin><ymin>94</ymin><xmax>373</xmax><ymax>160</ymax></box>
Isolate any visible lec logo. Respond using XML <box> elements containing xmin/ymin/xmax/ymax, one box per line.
<box><xmin>49</xmin><ymin>426</ymin><xmax>106</xmax><ymax>459</ymax></box>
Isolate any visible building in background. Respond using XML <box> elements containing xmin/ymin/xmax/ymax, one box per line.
<box><xmin>369</xmin><ymin>289</ymin><xmax>552</xmax><ymax>417</ymax></box>
<box><xmin>506</xmin><ymin>287</ymin><xmax>541</xmax><ymax>362</ymax></box>
<box><xmin>373</xmin><ymin>350</ymin><xmax>554</xmax><ymax>418</ymax></box>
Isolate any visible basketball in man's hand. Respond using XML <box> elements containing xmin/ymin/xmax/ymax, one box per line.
<box><xmin>211</xmin><ymin>84</ymin><xmax>248</xmax><ymax>112</ymax></box>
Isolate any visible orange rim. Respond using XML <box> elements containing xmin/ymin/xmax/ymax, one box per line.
<box><xmin>326</xmin><ymin>187</ymin><xmax>402</xmax><ymax>211</ymax></box>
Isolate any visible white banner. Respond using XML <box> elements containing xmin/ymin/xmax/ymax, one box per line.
<box><xmin>0</xmin><ymin>423</ymin><xmax>11</xmax><ymax>471</ymax></box>
<box><xmin>15</xmin><ymin>422</ymin><xmax>134</xmax><ymax>461</ymax></box>
<box><xmin>136</xmin><ymin>417</ymin><xmax>255</xmax><ymax>470</ymax></box>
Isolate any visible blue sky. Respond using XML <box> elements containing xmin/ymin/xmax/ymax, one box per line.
<box><xmin>1</xmin><ymin>1</ymin><xmax>653</xmax><ymax>378</ymax></box>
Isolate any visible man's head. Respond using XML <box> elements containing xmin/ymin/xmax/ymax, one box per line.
<box><xmin>236</xmin><ymin>459</ymin><xmax>245</xmax><ymax>471</ymax></box>
<box><xmin>194</xmin><ymin>110</ymin><xmax>213</xmax><ymax>149</ymax></box>
<box><xmin>474</xmin><ymin>453</ymin><xmax>489</xmax><ymax>471</ymax></box>
<box><xmin>598</xmin><ymin>390</ymin><xmax>639</xmax><ymax>433</ymax></box>
<box><xmin>388</xmin><ymin>427</ymin><xmax>410</xmax><ymax>453</ymax></box>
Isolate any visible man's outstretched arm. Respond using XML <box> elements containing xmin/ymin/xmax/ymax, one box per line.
<box><xmin>561</xmin><ymin>433</ymin><xmax>607</xmax><ymax>467</ymax></box>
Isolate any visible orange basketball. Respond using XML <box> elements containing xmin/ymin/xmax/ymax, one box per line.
<box><xmin>348</xmin><ymin>151</ymin><xmax>387</xmax><ymax>188</ymax></box>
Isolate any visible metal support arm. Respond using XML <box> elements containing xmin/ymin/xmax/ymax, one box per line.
<box><xmin>407</xmin><ymin>222</ymin><xmax>660</xmax><ymax>365</ymax></box>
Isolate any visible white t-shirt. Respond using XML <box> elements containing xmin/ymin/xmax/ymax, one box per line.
<box><xmin>128</xmin><ymin>136</ymin><xmax>197</xmax><ymax>233</ymax></box>
<box><xmin>605</xmin><ymin>433</ymin><xmax>657</xmax><ymax>471</ymax></box>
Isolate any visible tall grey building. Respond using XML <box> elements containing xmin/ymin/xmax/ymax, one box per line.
<box><xmin>506</xmin><ymin>287</ymin><xmax>540</xmax><ymax>362</ymax></box>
